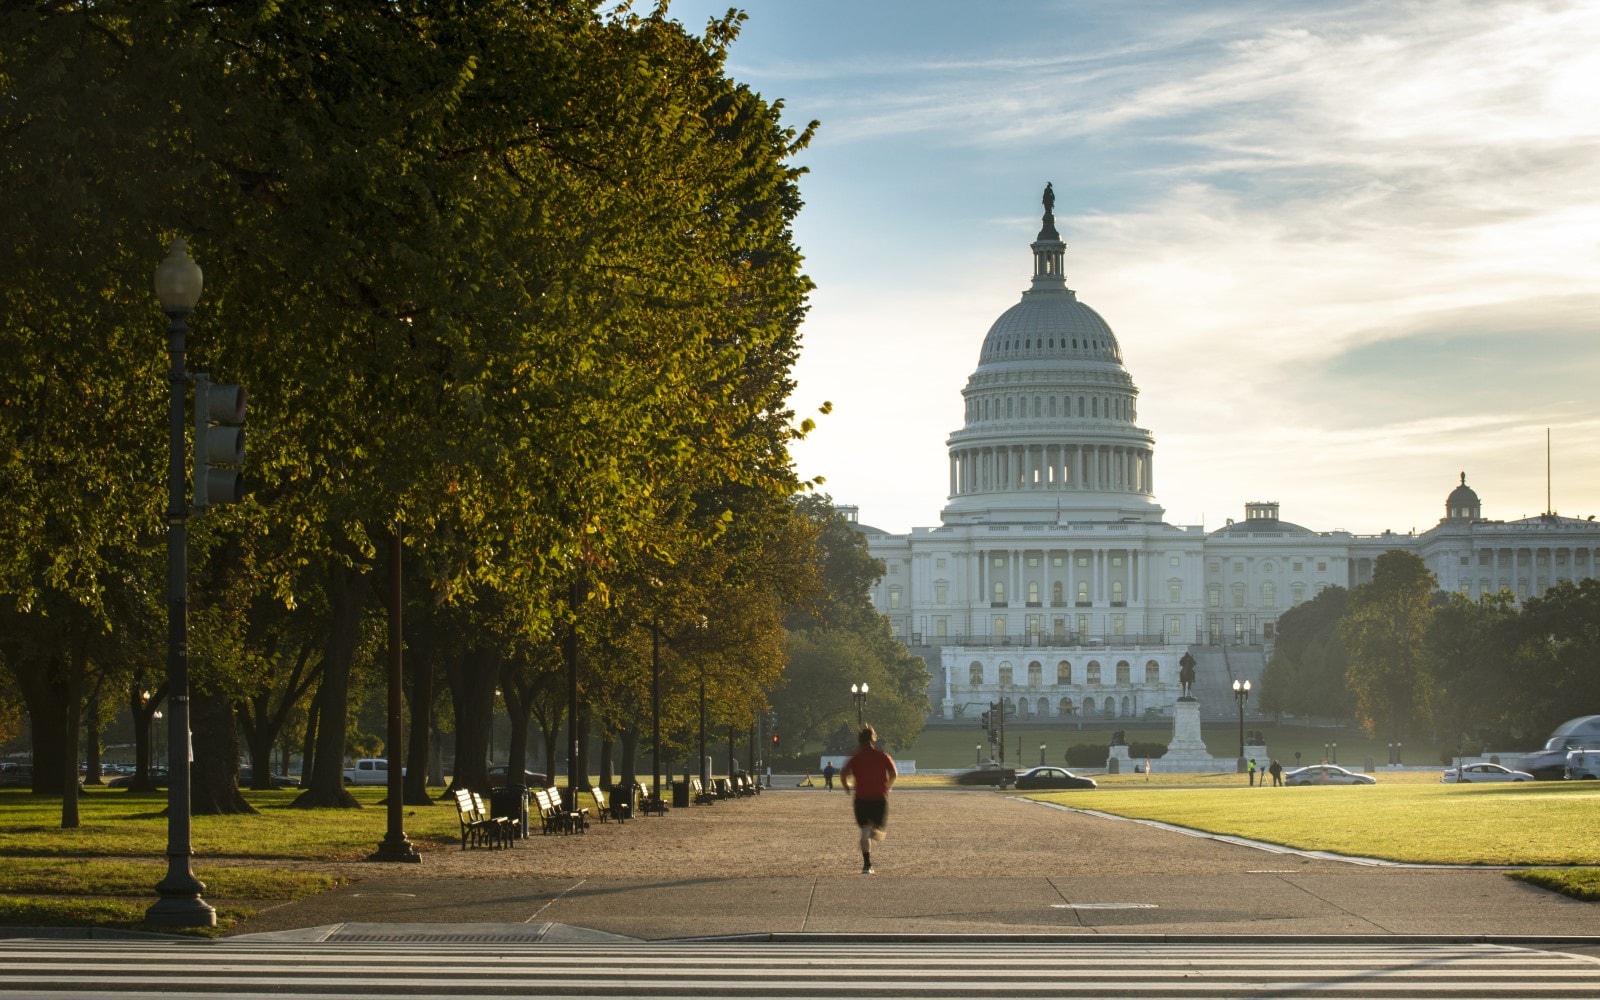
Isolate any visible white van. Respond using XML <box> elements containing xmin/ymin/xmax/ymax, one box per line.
<box><xmin>342</xmin><ymin>758</ymin><xmax>404</xmax><ymax>786</ymax></box>
<box><xmin>1565</xmin><ymin>749</ymin><xmax>1600</xmax><ymax>780</ymax></box>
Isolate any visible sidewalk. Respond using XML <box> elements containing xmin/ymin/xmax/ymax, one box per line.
<box><xmin>227</xmin><ymin>788</ymin><xmax>1600</xmax><ymax>946</ymax></box>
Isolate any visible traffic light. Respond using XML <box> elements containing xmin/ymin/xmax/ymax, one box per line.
<box><xmin>193</xmin><ymin>374</ymin><xmax>246</xmax><ymax>508</ymax></box>
<box><xmin>771</xmin><ymin>733</ymin><xmax>780</xmax><ymax>750</ymax></box>
<box><xmin>980</xmin><ymin>711</ymin><xmax>991</xmax><ymax>730</ymax></box>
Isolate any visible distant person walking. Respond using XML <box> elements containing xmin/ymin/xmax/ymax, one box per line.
<box><xmin>840</xmin><ymin>724</ymin><xmax>897</xmax><ymax>875</ymax></box>
<box><xmin>823</xmin><ymin>761</ymin><xmax>836</xmax><ymax>790</ymax></box>
<box><xmin>1269</xmin><ymin>759</ymin><xmax>1283</xmax><ymax>786</ymax></box>
<box><xmin>1247</xmin><ymin>758</ymin><xmax>1257</xmax><ymax>786</ymax></box>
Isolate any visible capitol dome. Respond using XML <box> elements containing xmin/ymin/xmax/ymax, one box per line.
<box><xmin>1445</xmin><ymin>472</ymin><xmax>1481</xmax><ymax>522</ymax></box>
<box><xmin>942</xmin><ymin>185</ymin><xmax>1161</xmax><ymax>525</ymax></box>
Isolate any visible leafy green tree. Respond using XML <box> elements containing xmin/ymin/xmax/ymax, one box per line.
<box><xmin>1426</xmin><ymin>590</ymin><xmax>1520</xmax><ymax>751</ymax></box>
<box><xmin>1498</xmin><ymin>580</ymin><xmax>1600</xmax><ymax>742</ymax></box>
<box><xmin>1341</xmin><ymin>551</ymin><xmax>1437</xmax><ymax>741</ymax></box>
<box><xmin>1260</xmin><ymin>586</ymin><xmax>1353</xmax><ymax>721</ymax></box>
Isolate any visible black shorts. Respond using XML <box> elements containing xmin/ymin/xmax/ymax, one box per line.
<box><xmin>853</xmin><ymin>797</ymin><xmax>888</xmax><ymax>830</ymax></box>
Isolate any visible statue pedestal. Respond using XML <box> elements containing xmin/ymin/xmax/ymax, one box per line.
<box><xmin>1162</xmin><ymin>698</ymin><xmax>1216</xmax><ymax>767</ymax></box>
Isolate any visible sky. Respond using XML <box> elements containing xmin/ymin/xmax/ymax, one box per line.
<box><xmin>664</xmin><ymin>0</ymin><xmax>1600</xmax><ymax>537</ymax></box>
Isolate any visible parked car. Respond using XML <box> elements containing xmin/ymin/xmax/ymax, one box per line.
<box><xmin>1518</xmin><ymin>715</ymin><xmax>1600</xmax><ymax>780</ymax></box>
<box><xmin>1440</xmin><ymin>762</ymin><xmax>1532</xmax><ymax>783</ymax></box>
<box><xmin>1012</xmin><ymin>766</ymin><xmax>1097</xmax><ymax>790</ymax></box>
<box><xmin>0</xmin><ymin>763</ymin><xmax>32</xmax><ymax>788</ymax></box>
<box><xmin>488</xmin><ymin>766</ymin><xmax>549</xmax><ymax>787</ymax></box>
<box><xmin>343</xmin><ymin>758</ymin><xmax>403</xmax><ymax>785</ymax></box>
<box><xmin>1565</xmin><ymin>750</ymin><xmax>1600</xmax><ymax>780</ymax></box>
<box><xmin>238</xmin><ymin>766</ymin><xmax>300</xmax><ymax>788</ymax></box>
<box><xmin>1283</xmin><ymin>764</ymin><xmax>1376</xmax><ymax>786</ymax></box>
<box><xmin>955</xmin><ymin>763</ymin><xmax>1016</xmax><ymax>788</ymax></box>
<box><xmin>108</xmin><ymin>767</ymin><xmax>168</xmax><ymax>788</ymax></box>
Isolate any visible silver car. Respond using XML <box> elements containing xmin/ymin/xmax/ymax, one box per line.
<box><xmin>1440</xmin><ymin>762</ymin><xmax>1532</xmax><ymax>783</ymax></box>
<box><xmin>1283</xmin><ymin>764</ymin><xmax>1376</xmax><ymax>786</ymax></box>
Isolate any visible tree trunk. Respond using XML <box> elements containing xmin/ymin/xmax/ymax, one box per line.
<box><xmin>300</xmin><ymin>685</ymin><xmax>321</xmax><ymax>791</ymax></box>
<box><xmin>292</xmin><ymin>561</ymin><xmax>367</xmax><ymax>809</ymax></box>
<box><xmin>191</xmin><ymin>686</ymin><xmax>254</xmax><ymax>815</ymax></box>
<box><xmin>619</xmin><ymin>725</ymin><xmax>638</xmax><ymax>788</ymax></box>
<box><xmin>445</xmin><ymin>644</ymin><xmax>499</xmax><ymax>794</ymax></box>
<box><xmin>402</xmin><ymin>644</ymin><xmax>435</xmax><ymax>805</ymax></box>
<box><xmin>82</xmin><ymin>686</ymin><xmax>104</xmax><ymax>786</ymax></box>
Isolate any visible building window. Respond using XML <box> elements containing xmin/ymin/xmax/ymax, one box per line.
<box><xmin>1260</xmin><ymin>581</ymin><xmax>1275</xmax><ymax>608</ymax></box>
<box><xmin>1168</xmin><ymin>616</ymin><xmax>1182</xmax><ymax>638</ymax></box>
<box><xmin>1111</xmin><ymin>554</ymin><xmax>1123</xmax><ymax>568</ymax></box>
<box><xmin>1291</xmin><ymin>583</ymin><xmax>1305</xmax><ymax>604</ymax></box>
<box><xmin>935</xmin><ymin>618</ymin><xmax>948</xmax><ymax>637</ymax></box>
<box><xmin>890</xmin><ymin>564</ymin><xmax>899</xmax><ymax>574</ymax></box>
<box><xmin>1027</xmin><ymin>555</ymin><xmax>1039</xmax><ymax>568</ymax></box>
<box><xmin>993</xmin><ymin>556</ymin><xmax>1005</xmax><ymax>568</ymax></box>
<box><xmin>1027</xmin><ymin>616</ymin><xmax>1040</xmax><ymax>637</ymax></box>
<box><xmin>1112</xmin><ymin>616</ymin><xmax>1125</xmax><ymax>635</ymax></box>
<box><xmin>1116</xmin><ymin>661</ymin><xmax>1131</xmax><ymax>684</ymax></box>
<box><xmin>1208</xmin><ymin>585</ymin><xmax>1220</xmax><ymax>608</ymax></box>
<box><xmin>889</xmin><ymin>587</ymin><xmax>902</xmax><ymax>610</ymax></box>
<box><xmin>1232</xmin><ymin>584</ymin><xmax>1246</xmax><ymax>608</ymax></box>
<box><xmin>935</xmin><ymin>582</ymin><xmax>948</xmax><ymax>604</ymax></box>
<box><xmin>1077</xmin><ymin>581</ymin><xmax>1090</xmax><ymax>605</ymax></box>
<box><xmin>1292</xmin><ymin>561</ymin><xmax>1303</xmax><ymax>572</ymax></box>
<box><xmin>1076</xmin><ymin>614</ymin><xmax>1088</xmax><ymax>635</ymax></box>
<box><xmin>999</xmin><ymin>663</ymin><xmax>1013</xmax><ymax>685</ymax></box>
<box><xmin>969</xmin><ymin>663</ymin><xmax>983</xmax><ymax>686</ymax></box>
<box><xmin>1170</xmin><ymin>555</ymin><xmax>1181</xmax><ymax>567</ymax></box>
<box><xmin>1052</xmin><ymin>555</ymin><xmax>1064</xmax><ymax>567</ymax></box>
<box><xmin>936</xmin><ymin>557</ymin><xmax>947</xmax><ymax>568</ymax></box>
<box><xmin>1317</xmin><ymin>561</ymin><xmax>1327</xmax><ymax>572</ymax></box>
<box><xmin>1027</xmin><ymin>581</ymin><xmax>1040</xmax><ymax>605</ymax></box>
<box><xmin>1028</xmin><ymin>661</ymin><xmax>1043</xmax><ymax>686</ymax></box>
<box><xmin>1111</xmin><ymin>580</ymin><xmax>1124</xmax><ymax>604</ymax></box>
<box><xmin>1169</xmin><ymin>581</ymin><xmax>1182</xmax><ymax>603</ymax></box>
<box><xmin>1077</xmin><ymin>554</ymin><xmax>1089</xmax><ymax>568</ymax></box>
<box><xmin>1147</xmin><ymin>659</ymin><xmax>1162</xmax><ymax>683</ymax></box>
<box><xmin>1086</xmin><ymin>661</ymin><xmax>1102</xmax><ymax>684</ymax></box>
<box><xmin>1056</xmin><ymin>661</ymin><xmax>1072</xmax><ymax>685</ymax></box>
<box><xmin>993</xmin><ymin>581</ymin><xmax>1006</xmax><ymax>604</ymax></box>
<box><xmin>1052</xmin><ymin>581</ymin><xmax>1064</xmax><ymax>605</ymax></box>
<box><xmin>993</xmin><ymin>616</ymin><xmax>1007</xmax><ymax>637</ymax></box>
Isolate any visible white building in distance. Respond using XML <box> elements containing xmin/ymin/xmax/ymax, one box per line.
<box><xmin>854</xmin><ymin>188</ymin><xmax>1600</xmax><ymax>722</ymax></box>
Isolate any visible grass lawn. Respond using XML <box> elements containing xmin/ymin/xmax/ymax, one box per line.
<box><xmin>0</xmin><ymin>785</ymin><xmax>460</xmax><ymax>935</ymax></box>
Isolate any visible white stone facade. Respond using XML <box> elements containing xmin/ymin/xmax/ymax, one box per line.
<box><xmin>853</xmin><ymin>191</ymin><xmax>1600</xmax><ymax>722</ymax></box>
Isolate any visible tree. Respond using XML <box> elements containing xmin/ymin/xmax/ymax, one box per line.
<box><xmin>1260</xmin><ymin>586</ymin><xmax>1353</xmax><ymax>722</ymax></box>
<box><xmin>1341</xmin><ymin>551</ymin><xmax>1437</xmax><ymax>741</ymax></box>
<box><xmin>1426</xmin><ymin>590</ymin><xmax>1520</xmax><ymax>751</ymax></box>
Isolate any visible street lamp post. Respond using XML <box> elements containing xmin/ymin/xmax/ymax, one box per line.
<box><xmin>1231</xmin><ymin>678</ymin><xmax>1252</xmax><ymax>760</ymax></box>
<box><xmin>152</xmin><ymin>710</ymin><xmax>163</xmax><ymax>767</ymax></box>
<box><xmin>1039</xmin><ymin>743</ymin><xmax>1046</xmax><ymax>766</ymax></box>
<box><xmin>975</xmin><ymin>744</ymin><xmax>982</xmax><ymax>765</ymax></box>
<box><xmin>147</xmin><ymin>238</ymin><xmax>215</xmax><ymax>928</ymax></box>
<box><xmin>851</xmin><ymin>683</ymin><xmax>869</xmax><ymax>729</ymax></box>
<box><xmin>1331</xmin><ymin>742</ymin><xmax>1337</xmax><ymax>765</ymax></box>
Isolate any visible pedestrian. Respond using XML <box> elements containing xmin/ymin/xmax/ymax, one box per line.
<box><xmin>1247</xmin><ymin>758</ymin><xmax>1257</xmax><ymax>786</ymax></box>
<box><xmin>823</xmin><ymin>761</ymin><xmax>836</xmax><ymax>790</ymax></box>
<box><xmin>1269</xmin><ymin>759</ymin><xmax>1283</xmax><ymax>786</ymax></box>
<box><xmin>840</xmin><ymin>724</ymin><xmax>897</xmax><ymax>875</ymax></box>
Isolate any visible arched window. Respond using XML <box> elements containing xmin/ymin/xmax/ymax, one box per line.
<box><xmin>1052</xmin><ymin>581</ymin><xmax>1064</xmax><ymax>605</ymax></box>
<box><xmin>1027</xmin><ymin>661</ymin><xmax>1043</xmax><ymax>686</ymax></box>
<box><xmin>1007</xmin><ymin>397</ymin><xmax>1014</xmax><ymax>418</ymax></box>
<box><xmin>968</xmin><ymin>662</ymin><xmax>984</xmax><ymax>686</ymax></box>
<box><xmin>1056</xmin><ymin>661</ymin><xmax>1072</xmax><ymax>685</ymax></box>
<box><xmin>1104</xmin><ymin>696</ymin><xmax>1116</xmax><ymax>716</ymax></box>
<box><xmin>1145</xmin><ymin>660</ymin><xmax>1160</xmax><ymax>684</ymax></box>
<box><xmin>1121</xmin><ymin>696</ymin><xmax>1131</xmax><ymax>717</ymax></box>
<box><xmin>993</xmin><ymin>581</ymin><xmax>1006</xmax><ymax>604</ymax></box>
<box><xmin>1077</xmin><ymin>581</ymin><xmax>1089</xmax><ymax>604</ymax></box>
<box><xmin>1261</xmin><ymin>581</ymin><xmax>1276</xmax><ymax>607</ymax></box>
<box><xmin>1115</xmin><ymin>661</ymin><xmax>1131</xmax><ymax>684</ymax></box>
<box><xmin>1059</xmin><ymin>697</ymin><xmax>1075</xmax><ymax>716</ymax></box>
<box><xmin>1027</xmin><ymin>581</ymin><xmax>1040</xmax><ymax>605</ymax></box>
<box><xmin>1086</xmin><ymin>661</ymin><xmax>1102</xmax><ymax>684</ymax></box>
<box><xmin>998</xmin><ymin>663</ymin><xmax>1013</xmax><ymax>685</ymax></box>
<box><xmin>1036</xmin><ymin>697</ymin><xmax>1049</xmax><ymax>717</ymax></box>
<box><xmin>1082</xmin><ymin>699</ymin><xmax>1096</xmax><ymax>717</ymax></box>
<box><xmin>1291</xmin><ymin>583</ymin><xmax>1305</xmax><ymax>605</ymax></box>
<box><xmin>1111</xmin><ymin>580</ymin><xmax>1124</xmax><ymax>604</ymax></box>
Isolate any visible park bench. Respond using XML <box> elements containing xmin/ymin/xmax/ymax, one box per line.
<box><xmin>639</xmin><ymin>787</ymin><xmax>669</xmax><ymax>816</ymax></box>
<box><xmin>452</xmin><ymin>788</ymin><xmax>511</xmax><ymax>849</ymax></box>
<box><xmin>473</xmin><ymin>791</ymin><xmax>517</xmax><ymax>846</ymax></box>
<box><xmin>536</xmin><ymin>786</ymin><xmax>587</xmax><ymax>834</ymax></box>
<box><xmin>733</xmin><ymin>774</ymin><xmax>758</xmax><ymax>797</ymax></box>
<box><xmin>588</xmin><ymin>786</ymin><xmax>613</xmax><ymax>824</ymax></box>
<box><xmin>691</xmin><ymin>776</ymin><xmax>715</xmax><ymax>805</ymax></box>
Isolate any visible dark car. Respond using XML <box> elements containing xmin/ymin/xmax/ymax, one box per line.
<box><xmin>1013</xmin><ymin>766</ymin><xmax>1097</xmax><ymax>790</ymax></box>
<box><xmin>955</xmin><ymin>763</ymin><xmax>1016</xmax><ymax>788</ymax></box>
<box><xmin>239</xmin><ymin>766</ymin><xmax>300</xmax><ymax>788</ymax></box>
<box><xmin>0</xmin><ymin>763</ymin><xmax>32</xmax><ymax>788</ymax></box>
<box><xmin>488</xmin><ymin>766</ymin><xmax>549</xmax><ymax>787</ymax></box>
<box><xmin>108</xmin><ymin>767</ymin><xmax>168</xmax><ymax>789</ymax></box>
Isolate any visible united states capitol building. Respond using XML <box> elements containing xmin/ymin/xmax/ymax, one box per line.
<box><xmin>853</xmin><ymin>188</ymin><xmax>1600</xmax><ymax>722</ymax></box>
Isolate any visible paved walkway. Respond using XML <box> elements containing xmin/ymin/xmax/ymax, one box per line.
<box><xmin>226</xmin><ymin>787</ymin><xmax>1600</xmax><ymax>947</ymax></box>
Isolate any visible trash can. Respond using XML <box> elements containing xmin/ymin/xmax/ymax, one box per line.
<box><xmin>608</xmin><ymin>783</ymin><xmax>635</xmax><ymax>821</ymax></box>
<box><xmin>489</xmin><ymin>785</ymin><xmax>529</xmax><ymax>838</ymax></box>
<box><xmin>671</xmin><ymin>779</ymin><xmax>689</xmax><ymax>809</ymax></box>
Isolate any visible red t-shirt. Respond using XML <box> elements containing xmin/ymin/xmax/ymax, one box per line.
<box><xmin>841</xmin><ymin>745</ymin><xmax>897</xmax><ymax>800</ymax></box>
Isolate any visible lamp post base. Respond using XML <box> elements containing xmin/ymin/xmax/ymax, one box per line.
<box><xmin>368</xmin><ymin>835</ymin><xmax>422</xmax><ymax>863</ymax></box>
<box><xmin>145</xmin><ymin>894</ymin><xmax>217</xmax><ymax>928</ymax></box>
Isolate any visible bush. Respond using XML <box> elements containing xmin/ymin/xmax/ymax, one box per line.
<box><xmin>1064</xmin><ymin>741</ymin><xmax>1165</xmax><ymax>766</ymax></box>
<box><xmin>1128</xmin><ymin>741</ymin><xmax>1166</xmax><ymax>761</ymax></box>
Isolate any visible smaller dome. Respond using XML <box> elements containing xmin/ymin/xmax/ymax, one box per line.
<box><xmin>1445</xmin><ymin>472</ymin><xmax>1480</xmax><ymax>522</ymax></box>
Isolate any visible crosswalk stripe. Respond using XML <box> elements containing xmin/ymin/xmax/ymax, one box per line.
<box><xmin>1</xmin><ymin>940</ymin><xmax>1598</xmax><ymax>998</ymax></box>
